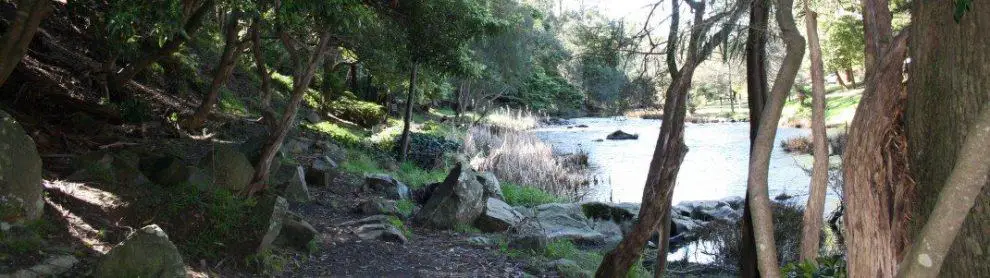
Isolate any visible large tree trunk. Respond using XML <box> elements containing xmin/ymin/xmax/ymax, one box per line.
<box><xmin>861</xmin><ymin>0</ymin><xmax>893</xmax><ymax>81</ymax></box>
<box><xmin>904</xmin><ymin>1</ymin><xmax>990</xmax><ymax>276</ymax></box>
<box><xmin>842</xmin><ymin>31</ymin><xmax>910</xmax><ymax>278</ymax></box>
<box><xmin>185</xmin><ymin>12</ymin><xmax>248</xmax><ymax>130</ymax></box>
<box><xmin>0</xmin><ymin>0</ymin><xmax>52</xmax><ymax>87</ymax></box>
<box><xmin>398</xmin><ymin>63</ymin><xmax>418</xmax><ymax>161</ymax></box>
<box><xmin>799</xmin><ymin>0</ymin><xmax>829</xmax><ymax>263</ymax></box>
<box><xmin>746</xmin><ymin>0</ymin><xmax>804</xmax><ymax>276</ymax></box>
<box><xmin>250</xmin><ymin>31</ymin><xmax>333</xmax><ymax>185</ymax></box>
<box><xmin>249</xmin><ymin>20</ymin><xmax>278</xmax><ymax>131</ymax></box>
<box><xmin>741</xmin><ymin>0</ymin><xmax>771</xmax><ymax>276</ymax></box>
<box><xmin>110</xmin><ymin>0</ymin><xmax>214</xmax><ymax>92</ymax></box>
<box><xmin>834</xmin><ymin>70</ymin><xmax>849</xmax><ymax>89</ymax></box>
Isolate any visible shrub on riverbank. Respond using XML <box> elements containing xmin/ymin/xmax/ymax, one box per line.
<box><xmin>690</xmin><ymin>202</ymin><xmax>806</xmax><ymax>272</ymax></box>
<box><xmin>463</xmin><ymin>125</ymin><xmax>588</xmax><ymax>199</ymax></box>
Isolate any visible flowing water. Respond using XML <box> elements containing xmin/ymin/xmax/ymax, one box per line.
<box><xmin>533</xmin><ymin>117</ymin><xmax>840</xmax><ymax>209</ymax></box>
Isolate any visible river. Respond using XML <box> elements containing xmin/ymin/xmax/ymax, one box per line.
<box><xmin>533</xmin><ymin>117</ymin><xmax>840</xmax><ymax>210</ymax></box>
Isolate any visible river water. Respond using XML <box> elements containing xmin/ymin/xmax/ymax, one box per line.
<box><xmin>533</xmin><ymin>117</ymin><xmax>840</xmax><ymax>209</ymax></box>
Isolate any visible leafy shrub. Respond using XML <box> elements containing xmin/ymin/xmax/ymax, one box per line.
<box><xmin>781</xmin><ymin>136</ymin><xmax>814</xmax><ymax>154</ymax></box>
<box><xmin>219</xmin><ymin>88</ymin><xmax>248</xmax><ymax>116</ymax></box>
<box><xmin>157</xmin><ymin>183</ymin><xmax>266</xmax><ymax>261</ymax></box>
<box><xmin>326</xmin><ymin>96</ymin><xmax>385</xmax><ymax>127</ymax></box>
<box><xmin>783</xmin><ymin>255</ymin><xmax>847</xmax><ymax>278</ymax></box>
<box><xmin>396</xmin><ymin>133</ymin><xmax>460</xmax><ymax>170</ymax></box>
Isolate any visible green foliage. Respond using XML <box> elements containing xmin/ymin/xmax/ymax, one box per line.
<box><xmin>387</xmin><ymin>216</ymin><xmax>413</xmax><ymax>238</ymax></box>
<box><xmin>501</xmin><ymin>182</ymin><xmax>565</xmax><ymax>207</ymax></box>
<box><xmin>325</xmin><ymin>96</ymin><xmax>385</xmax><ymax>127</ymax></box>
<box><xmin>782</xmin><ymin>256</ymin><xmax>847</xmax><ymax>278</ymax></box>
<box><xmin>304</xmin><ymin>122</ymin><xmax>365</xmax><ymax>147</ymax></box>
<box><xmin>245</xmin><ymin>249</ymin><xmax>290</xmax><ymax>276</ymax></box>
<box><xmin>397</xmin><ymin>133</ymin><xmax>461</xmax><ymax>169</ymax></box>
<box><xmin>0</xmin><ymin>219</ymin><xmax>53</xmax><ymax>256</ymax></box>
<box><xmin>394</xmin><ymin>162</ymin><xmax>447</xmax><ymax>189</ymax></box>
<box><xmin>954</xmin><ymin>0</ymin><xmax>972</xmax><ymax>22</ymax></box>
<box><xmin>158</xmin><ymin>183</ymin><xmax>264</xmax><ymax>261</ymax></box>
<box><xmin>219</xmin><ymin>88</ymin><xmax>249</xmax><ymax>116</ymax></box>
<box><xmin>823</xmin><ymin>15</ymin><xmax>865</xmax><ymax>73</ymax></box>
<box><xmin>453</xmin><ymin>223</ymin><xmax>482</xmax><ymax>234</ymax></box>
<box><xmin>340</xmin><ymin>148</ymin><xmax>383</xmax><ymax>174</ymax></box>
<box><xmin>395</xmin><ymin>199</ymin><xmax>416</xmax><ymax>217</ymax></box>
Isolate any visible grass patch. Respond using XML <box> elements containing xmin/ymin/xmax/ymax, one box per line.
<box><xmin>454</xmin><ymin>223</ymin><xmax>482</xmax><ymax>234</ymax></box>
<box><xmin>396</xmin><ymin>199</ymin><xmax>415</xmax><ymax>217</ymax></box>
<box><xmin>394</xmin><ymin>162</ymin><xmax>447</xmax><ymax>189</ymax></box>
<box><xmin>387</xmin><ymin>216</ymin><xmax>413</xmax><ymax>238</ymax></box>
<box><xmin>304</xmin><ymin>122</ymin><xmax>365</xmax><ymax>147</ymax></box>
<box><xmin>502</xmin><ymin>182</ymin><xmax>566</xmax><ymax>207</ymax></box>
<box><xmin>219</xmin><ymin>88</ymin><xmax>249</xmax><ymax>116</ymax></box>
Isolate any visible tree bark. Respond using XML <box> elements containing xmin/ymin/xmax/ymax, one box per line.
<box><xmin>185</xmin><ymin>12</ymin><xmax>249</xmax><ymax>130</ymax></box>
<box><xmin>741</xmin><ymin>0</ymin><xmax>770</xmax><ymax>274</ymax></box>
<box><xmin>0</xmin><ymin>0</ymin><xmax>52</xmax><ymax>87</ymax></box>
<box><xmin>398</xmin><ymin>63</ymin><xmax>418</xmax><ymax>161</ymax></box>
<box><xmin>799</xmin><ymin>0</ymin><xmax>829</xmax><ymax>263</ymax></box>
<box><xmin>250</xmin><ymin>31</ymin><xmax>333</xmax><ymax>185</ymax></box>
<box><xmin>897</xmin><ymin>104</ymin><xmax>990</xmax><ymax>277</ymax></box>
<box><xmin>842</xmin><ymin>30</ymin><xmax>910</xmax><ymax>278</ymax></box>
<box><xmin>904</xmin><ymin>1</ymin><xmax>990</xmax><ymax>275</ymax></box>
<box><xmin>249</xmin><ymin>20</ymin><xmax>278</xmax><ymax>131</ymax></box>
<box><xmin>834</xmin><ymin>70</ymin><xmax>849</xmax><ymax>89</ymax></box>
<box><xmin>845</xmin><ymin>68</ymin><xmax>856</xmax><ymax>87</ymax></box>
<box><xmin>747</xmin><ymin>0</ymin><xmax>804</xmax><ymax>276</ymax></box>
<box><xmin>861</xmin><ymin>0</ymin><xmax>893</xmax><ymax>81</ymax></box>
<box><xmin>110</xmin><ymin>0</ymin><xmax>215</xmax><ymax>92</ymax></box>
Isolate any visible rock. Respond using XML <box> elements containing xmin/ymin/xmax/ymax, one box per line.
<box><xmin>355</xmin><ymin>223</ymin><xmax>408</xmax><ymax>244</ymax></box>
<box><xmin>475</xmin><ymin>172</ymin><xmax>503</xmax><ymax>200</ymax></box>
<box><xmin>508</xmin><ymin>233</ymin><xmax>548</xmax><ymax>252</ymax></box>
<box><xmin>255</xmin><ymin>195</ymin><xmax>289</xmax><ymax>253</ymax></box>
<box><xmin>605</xmin><ymin>130</ymin><xmax>639</xmax><ymax>140</ymax></box>
<box><xmin>0</xmin><ymin>110</ymin><xmax>43</xmax><ymax>222</ymax></box>
<box><xmin>94</xmin><ymin>225</ymin><xmax>185</xmax><ymax>278</ymax></box>
<box><xmin>466</xmin><ymin>236</ymin><xmax>495</xmax><ymax>246</ymax></box>
<box><xmin>576</xmin><ymin>124</ymin><xmax>589</xmax><ymax>128</ymax></box>
<box><xmin>139</xmin><ymin>155</ymin><xmax>187</xmax><ymax>187</ymax></box>
<box><xmin>199</xmin><ymin>144</ymin><xmax>254</xmax><ymax>192</ymax></box>
<box><xmin>364</xmin><ymin>174</ymin><xmax>410</xmax><ymax>200</ymax></box>
<box><xmin>338</xmin><ymin>215</ymin><xmax>393</xmax><ymax>227</ymax></box>
<box><xmin>414</xmin><ymin>162</ymin><xmax>485</xmax><ymax>229</ymax></box>
<box><xmin>305</xmin><ymin>156</ymin><xmax>338</xmax><ymax>187</ymax></box>
<box><xmin>412</xmin><ymin>182</ymin><xmax>441</xmax><ymax>205</ymax></box>
<box><xmin>474</xmin><ymin>198</ymin><xmax>523</xmax><ymax>232</ymax></box>
<box><xmin>516</xmin><ymin>203</ymin><xmax>605</xmax><ymax>245</ymax></box>
<box><xmin>701</xmin><ymin>206</ymin><xmax>740</xmax><ymax>222</ymax></box>
<box><xmin>282</xmin><ymin>166</ymin><xmax>311</xmax><ymax>202</ymax></box>
<box><xmin>274</xmin><ymin>212</ymin><xmax>318</xmax><ymax>251</ymax></box>
<box><xmin>283</xmin><ymin>138</ymin><xmax>314</xmax><ymax>155</ymax></box>
<box><xmin>593</xmin><ymin>139</ymin><xmax>604</xmax><ymax>142</ymax></box>
<box><xmin>7</xmin><ymin>255</ymin><xmax>80</xmax><ymax>278</ymax></box>
<box><xmin>354</xmin><ymin>198</ymin><xmax>407</xmax><ymax>218</ymax></box>
<box><xmin>305</xmin><ymin>110</ymin><xmax>322</xmax><ymax>123</ymax></box>
<box><xmin>69</xmin><ymin>150</ymin><xmax>152</xmax><ymax>187</ymax></box>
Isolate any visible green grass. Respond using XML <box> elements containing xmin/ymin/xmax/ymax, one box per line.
<box><xmin>396</xmin><ymin>199</ymin><xmax>415</xmax><ymax>217</ymax></box>
<box><xmin>502</xmin><ymin>182</ymin><xmax>566</xmax><ymax>207</ymax></box>
<box><xmin>394</xmin><ymin>162</ymin><xmax>447</xmax><ymax>189</ymax></box>
<box><xmin>454</xmin><ymin>223</ymin><xmax>482</xmax><ymax>234</ymax></box>
<box><xmin>340</xmin><ymin>148</ymin><xmax>383</xmax><ymax>174</ymax></box>
<box><xmin>497</xmin><ymin>238</ymin><xmax>651</xmax><ymax>278</ymax></box>
<box><xmin>219</xmin><ymin>88</ymin><xmax>249</xmax><ymax>116</ymax></box>
<box><xmin>304</xmin><ymin>122</ymin><xmax>366</xmax><ymax>147</ymax></box>
<box><xmin>387</xmin><ymin>216</ymin><xmax>413</xmax><ymax>238</ymax></box>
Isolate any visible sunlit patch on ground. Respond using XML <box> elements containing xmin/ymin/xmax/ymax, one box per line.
<box><xmin>45</xmin><ymin>198</ymin><xmax>113</xmax><ymax>254</ymax></box>
<box><xmin>43</xmin><ymin>180</ymin><xmax>126</xmax><ymax>210</ymax></box>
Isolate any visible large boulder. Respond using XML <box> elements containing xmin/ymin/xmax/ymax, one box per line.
<box><xmin>139</xmin><ymin>155</ymin><xmax>211</xmax><ymax>188</ymax></box>
<box><xmin>364</xmin><ymin>174</ymin><xmax>410</xmax><ymax>200</ymax></box>
<box><xmin>354</xmin><ymin>198</ymin><xmax>408</xmax><ymax>218</ymax></box>
<box><xmin>273</xmin><ymin>212</ymin><xmax>318</xmax><ymax>251</ymax></box>
<box><xmin>516</xmin><ymin>203</ymin><xmax>605</xmax><ymax>246</ymax></box>
<box><xmin>605</xmin><ymin>130</ymin><xmax>638</xmax><ymax>140</ymax></box>
<box><xmin>475</xmin><ymin>172</ymin><xmax>503</xmax><ymax>200</ymax></box>
<box><xmin>94</xmin><ymin>225</ymin><xmax>186</xmax><ymax>278</ymax></box>
<box><xmin>0</xmin><ymin>110</ymin><xmax>43</xmax><ymax>222</ymax></box>
<box><xmin>199</xmin><ymin>144</ymin><xmax>255</xmax><ymax>192</ymax></box>
<box><xmin>474</xmin><ymin>198</ymin><xmax>523</xmax><ymax>232</ymax></box>
<box><xmin>414</xmin><ymin>163</ymin><xmax>485</xmax><ymax>229</ymax></box>
<box><xmin>255</xmin><ymin>195</ymin><xmax>289</xmax><ymax>253</ymax></box>
<box><xmin>70</xmin><ymin>150</ymin><xmax>151</xmax><ymax>187</ymax></box>
<box><xmin>281</xmin><ymin>166</ymin><xmax>311</xmax><ymax>202</ymax></box>
<box><xmin>342</xmin><ymin>215</ymin><xmax>408</xmax><ymax>244</ymax></box>
<box><xmin>305</xmin><ymin>156</ymin><xmax>338</xmax><ymax>188</ymax></box>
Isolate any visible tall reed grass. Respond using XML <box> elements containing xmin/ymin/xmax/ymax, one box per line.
<box><xmin>484</xmin><ymin>106</ymin><xmax>540</xmax><ymax>130</ymax></box>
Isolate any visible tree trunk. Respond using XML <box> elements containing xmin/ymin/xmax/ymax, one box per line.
<box><xmin>0</xmin><ymin>0</ymin><xmax>52</xmax><ymax>87</ymax></box>
<box><xmin>861</xmin><ymin>0</ymin><xmax>893</xmax><ymax>81</ymax></box>
<box><xmin>845</xmin><ymin>68</ymin><xmax>856</xmax><ymax>87</ymax></box>
<box><xmin>842</xmin><ymin>30</ymin><xmax>910</xmax><ymax>278</ymax></box>
<box><xmin>799</xmin><ymin>0</ymin><xmax>829</xmax><ymax>263</ymax></box>
<box><xmin>185</xmin><ymin>13</ymin><xmax>247</xmax><ymax>130</ymax></box>
<box><xmin>741</xmin><ymin>0</ymin><xmax>771</xmax><ymax>276</ymax></box>
<box><xmin>834</xmin><ymin>70</ymin><xmax>849</xmax><ymax>89</ymax></box>
<box><xmin>110</xmin><ymin>0</ymin><xmax>215</xmax><ymax>92</ymax></box>
<box><xmin>249</xmin><ymin>20</ymin><xmax>278</xmax><ymax>131</ymax></box>
<box><xmin>398</xmin><ymin>63</ymin><xmax>418</xmax><ymax>161</ymax></box>
<box><xmin>348</xmin><ymin>63</ymin><xmax>359</xmax><ymax>93</ymax></box>
<box><xmin>747</xmin><ymin>0</ymin><xmax>804</xmax><ymax>276</ymax></box>
<box><xmin>251</xmin><ymin>31</ymin><xmax>333</xmax><ymax>185</ymax></box>
<box><xmin>904</xmin><ymin>1</ymin><xmax>990</xmax><ymax>275</ymax></box>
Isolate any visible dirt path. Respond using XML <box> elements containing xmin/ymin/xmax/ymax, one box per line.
<box><xmin>281</xmin><ymin>178</ymin><xmax>529</xmax><ymax>277</ymax></box>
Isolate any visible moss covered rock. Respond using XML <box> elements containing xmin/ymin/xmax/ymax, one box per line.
<box><xmin>0</xmin><ymin>110</ymin><xmax>43</xmax><ymax>222</ymax></box>
<box><xmin>95</xmin><ymin>225</ymin><xmax>186</xmax><ymax>278</ymax></box>
<box><xmin>199</xmin><ymin>144</ymin><xmax>254</xmax><ymax>192</ymax></box>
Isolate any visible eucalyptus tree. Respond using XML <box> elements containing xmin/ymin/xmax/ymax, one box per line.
<box><xmin>594</xmin><ymin>0</ymin><xmax>751</xmax><ymax>275</ymax></box>
<box><xmin>248</xmin><ymin>0</ymin><xmax>374</xmax><ymax>189</ymax></box>
<box><xmin>0</xmin><ymin>0</ymin><xmax>55</xmax><ymax>87</ymax></box>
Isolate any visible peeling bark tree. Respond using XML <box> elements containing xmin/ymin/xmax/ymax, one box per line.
<box><xmin>398</xmin><ymin>63</ymin><xmax>417</xmax><ymax>161</ymax></box>
<box><xmin>594</xmin><ymin>0</ymin><xmax>751</xmax><ymax>276</ymax></box>
<box><xmin>185</xmin><ymin>12</ymin><xmax>251</xmax><ymax>130</ymax></box>
<box><xmin>799</xmin><ymin>0</ymin><xmax>829</xmax><ymax>263</ymax></box>
<box><xmin>0</xmin><ymin>0</ymin><xmax>53</xmax><ymax>87</ymax></box>
<box><xmin>740</xmin><ymin>0</ymin><xmax>771</xmax><ymax>275</ymax></box>
<box><xmin>903</xmin><ymin>1</ymin><xmax>990</xmax><ymax>276</ymax></box>
<box><xmin>248</xmin><ymin>20</ymin><xmax>279</xmax><ymax>131</ymax></box>
<box><xmin>842</xmin><ymin>0</ymin><xmax>913</xmax><ymax>274</ymax></box>
<box><xmin>250</xmin><ymin>31</ymin><xmax>334</xmax><ymax>187</ymax></box>
<box><xmin>745</xmin><ymin>0</ymin><xmax>804</xmax><ymax>276</ymax></box>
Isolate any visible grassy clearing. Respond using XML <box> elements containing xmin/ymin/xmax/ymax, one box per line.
<box><xmin>501</xmin><ymin>182</ymin><xmax>566</xmax><ymax>207</ymax></box>
<box><xmin>781</xmin><ymin>88</ymin><xmax>862</xmax><ymax>126</ymax></box>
